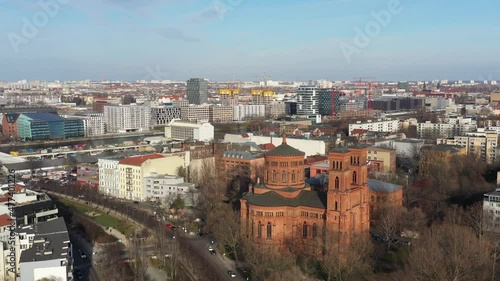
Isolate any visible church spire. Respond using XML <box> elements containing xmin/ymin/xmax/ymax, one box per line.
<box><xmin>282</xmin><ymin>134</ymin><xmax>287</xmax><ymax>144</ymax></box>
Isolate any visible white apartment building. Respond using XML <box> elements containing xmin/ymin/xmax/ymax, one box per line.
<box><xmin>103</xmin><ymin>104</ymin><xmax>151</xmax><ymax>133</ymax></box>
<box><xmin>151</xmin><ymin>106</ymin><xmax>181</xmax><ymax>126</ymax></box>
<box><xmin>437</xmin><ymin>130</ymin><xmax>498</xmax><ymax>163</ymax></box>
<box><xmin>417</xmin><ymin>121</ymin><xmax>477</xmax><ymax>139</ymax></box>
<box><xmin>233</xmin><ymin>105</ymin><xmax>266</xmax><ymax>121</ymax></box>
<box><xmin>165</xmin><ymin>119</ymin><xmax>214</xmax><ymax>141</ymax></box>
<box><xmin>98</xmin><ymin>156</ymin><xmax>123</xmax><ymax>197</ymax></box>
<box><xmin>118</xmin><ymin>154</ymin><xmax>185</xmax><ymax>201</ymax></box>
<box><xmin>483</xmin><ymin>186</ymin><xmax>500</xmax><ymax>232</ymax></box>
<box><xmin>296</xmin><ymin>86</ymin><xmax>318</xmax><ymax>115</ymax></box>
<box><xmin>62</xmin><ymin>113</ymin><xmax>105</xmax><ymax>137</ymax></box>
<box><xmin>348</xmin><ymin>119</ymin><xmax>400</xmax><ymax>135</ymax></box>
<box><xmin>144</xmin><ymin>173</ymin><xmax>197</xmax><ymax>206</ymax></box>
<box><xmin>374</xmin><ymin>139</ymin><xmax>425</xmax><ymax>157</ymax></box>
<box><xmin>180</xmin><ymin>105</ymin><xmax>210</xmax><ymax>122</ymax></box>
<box><xmin>209</xmin><ymin>106</ymin><xmax>234</xmax><ymax>123</ymax></box>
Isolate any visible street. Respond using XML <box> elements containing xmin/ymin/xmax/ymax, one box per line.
<box><xmin>70</xmin><ymin>230</ymin><xmax>101</xmax><ymax>281</ymax></box>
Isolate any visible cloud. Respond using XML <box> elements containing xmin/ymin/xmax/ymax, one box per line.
<box><xmin>156</xmin><ymin>27</ymin><xmax>200</xmax><ymax>43</ymax></box>
<box><xmin>186</xmin><ymin>6</ymin><xmax>221</xmax><ymax>24</ymax></box>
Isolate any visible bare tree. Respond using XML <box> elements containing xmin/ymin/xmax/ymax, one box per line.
<box><xmin>206</xmin><ymin>203</ymin><xmax>242</xmax><ymax>265</ymax></box>
<box><xmin>320</xmin><ymin>231</ymin><xmax>374</xmax><ymax>281</ymax></box>
<box><xmin>406</xmin><ymin>223</ymin><xmax>493</xmax><ymax>281</ymax></box>
<box><xmin>375</xmin><ymin>206</ymin><xmax>405</xmax><ymax>248</ymax></box>
<box><xmin>242</xmin><ymin>241</ymin><xmax>296</xmax><ymax>281</ymax></box>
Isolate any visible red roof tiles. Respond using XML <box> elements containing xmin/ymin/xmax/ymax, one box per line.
<box><xmin>118</xmin><ymin>154</ymin><xmax>165</xmax><ymax>166</ymax></box>
<box><xmin>0</xmin><ymin>214</ymin><xmax>13</xmax><ymax>227</ymax></box>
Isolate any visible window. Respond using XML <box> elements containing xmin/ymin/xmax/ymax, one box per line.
<box><xmin>352</xmin><ymin>171</ymin><xmax>357</xmax><ymax>184</ymax></box>
<box><xmin>265</xmin><ymin>212</ymin><xmax>273</xmax><ymax>217</ymax></box>
<box><xmin>335</xmin><ymin>177</ymin><xmax>339</xmax><ymax>189</ymax></box>
<box><xmin>256</xmin><ymin>211</ymin><xmax>263</xmax><ymax>216</ymax></box>
<box><xmin>302</xmin><ymin>222</ymin><xmax>308</xmax><ymax>238</ymax></box>
<box><xmin>312</xmin><ymin>223</ymin><xmax>317</xmax><ymax>238</ymax></box>
<box><xmin>335</xmin><ymin>201</ymin><xmax>338</xmax><ymax>210</ymax></box>
<box><xmin>282</xmin><ymin>171</ymin><xmax>286</xmax><ymax>182</ymax></box>
<box><xmin>272</xmin><ymin>170</ymin><xmax>276</xmax><ymax>182</ymax></box>
<box><xmin>257</xmin><ymin>222</ymin><xmax>262</xmax><ymax>238</ymax></box>
<box><xmin>371</xmin><ymin>195</ymin><xmax>375</xmax><ymax>202</ymax></box>
<box><xmin>276</xmin><ymin>212</ymin><xmax>284</xmax><ymax>217</ymax></box>
<box><xmin>292</xmin><ymin>170</ymin><xmax>296</xmax><ymax>182</ymax></box>
<box><xmin>267</xmin><ymin>222</ymin><xmax>272</xmax><ymax>239</ymax></box>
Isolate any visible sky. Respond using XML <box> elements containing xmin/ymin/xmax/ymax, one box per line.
<box><xmin>0</xmin><ymin>0</ymin><xmax>499</xmax><ymax>82</ymax></box>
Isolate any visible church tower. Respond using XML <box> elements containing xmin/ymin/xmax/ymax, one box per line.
<box><xmin>326</xmin><ymin>146</ymin><xmax>370</xmax><ymax>238</ymax></box>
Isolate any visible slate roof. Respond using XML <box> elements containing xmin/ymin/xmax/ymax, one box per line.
<box><xmin>19</xmin><ymin>217</ymin><xmax>70</xmax><ymax>263</ymax></box>
<box><xmin>266</xmin><ymin>143</ymin><xmax>305</xmax><ymax>157</ymax></box>
<box><xmin>242</xmin><ymin>190</ymin><xmax>327</xmax><ymax>209</ymax></box>
<box><xmin>368</xmin><ymin>179</ymin><xmax>402</xmax><ymax>193</ymax></box>
<box><xmin>5</xmin><ymin>113</ymin><xmax>19</xmax><ymax>123</ymax></box>
<box><xmin>22</xmin><ymin>113</ymin><xmax>64</xmax><ymax>122</ymax></box>
<box><xmin>330</xmin><ymin>147</ymin><xmax>350</xmax><ymax>153</ymax></box>
<box><xmin>421</xmin><ymin>144</ymin><xmax>462</xmax><ymax>153</ymax></box>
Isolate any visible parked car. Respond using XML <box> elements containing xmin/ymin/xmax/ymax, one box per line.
<box><xmin>227</xmin><ymin>270</ymin><xmax>237</xmax><ymax>278</ymax></box>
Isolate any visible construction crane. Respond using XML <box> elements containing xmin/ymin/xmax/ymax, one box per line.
<box><xmin>353</xmin><ymin>77</ymin><xmax>376</xmax><ymax>110</ymax></box>
<box><xmin>255</xmin><ymin>74</ymin><xmax>271</xmax><ymax>90</ymax></box>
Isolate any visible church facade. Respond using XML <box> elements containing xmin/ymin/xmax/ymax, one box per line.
<box><xmin>240</xmin><ymin>136</ymin><xmax>370</xmax><ymax>250</ymax></box>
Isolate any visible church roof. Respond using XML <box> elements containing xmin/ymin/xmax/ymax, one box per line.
<box><xmin>242</xmin><ymin>190</ymin><xmax>327</xmax><ymax>209</ymax></box>
<box><xmin>368</xmin><ymin>179</ymin><xmax>402</xmax><ymax>193</ymax></box>
<box><xmin>266</xmin><ymin>136</ymin><xmax>305</xmax><ymax>157</ymax></box>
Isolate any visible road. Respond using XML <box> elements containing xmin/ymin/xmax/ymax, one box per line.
<box><xmin>70</xmin><ymin>230</ymin><xmax>101</xmax><ymax>281</ymax></box>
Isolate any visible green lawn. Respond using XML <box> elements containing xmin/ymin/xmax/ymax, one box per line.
<box><xmin>93</xmin><ymin>215</ymin><xmax>121</xmax><ymax>228</ymax></box>
<box><xmin>59</xmin><ymin>198</ymin><xmax>93</xmax><ymax>213</ymax></box>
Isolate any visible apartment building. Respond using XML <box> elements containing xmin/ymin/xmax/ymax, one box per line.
<box><xmin>296</xmin><ymin>85</ymin><xmax>318</xmax><ymax>115</ymax></box>
<box><xmin>18</xmin><ymin>218</ymin><xmax>72</xmax><ymax>281</ymax></box>
<box><xmin>151</xmin><ymin>106</ymin><xmax>181</xmax><ymax>126</ymax></box>
<box><xmin>69</xmin><ymin>113</ymin><xmax>105</xmax><ymax>137</ymax></box>
<box><xmin>251</xmin><ymin>90</ymin><xmax>275</xmax><ymax>105</ymax></box>
<box><xmin>165</xmin><ymin>119</ymin><xmax>214</xmax><ymax>141</ymax></box>
<box><xmin>233</xmin><ymin>105</ymin><xmax>266</xmax><ymax>121</ymax></box>
<box><xmin>118</xmin><ymin>154</ymin><xmax>185</xmax><ymax>201</ymax></box>
<box><xmin>103</xmin><ymin>104</ymin><xmax>151</xmax><ymax>133</ymax></box>
<box><xmin>265</xmin><ymin>103</ymin><xmax>286</xmax><ymax>118</ymax></box>
<box><xmin>417</xmin><ymin>121</ymin><xmax>477</xmax><ymax>139</ymax></box>
<box><xmin>367</xmin><ymin>147</ymin><xmax>397</xmax><ymax>174</ymax></box>
<box><xmin>209</xmin><ymin>105</ymin><xmax>234</xmax><ymax>123</ymax></box>
<box><xmin>216</xmin><ymin>150</ymin><xmax>265</xmax><ymax>183</ymax></box>
<box><xmin>483</xmin><ymin>187</ymin><xmax>500</xmax><ymax>232</ymax></box>
<box><xmin>144</xmin><ymin>173</ymin><xmax>197</xmax><ymax>206</ymax></box>
<box><xmin>172</xmin><ymin>99</ymin><xmax>189</xmax><ymax>108</ymax></box>
<box><xmin>437</xmin><ymin>130</ymin><xmax>498</xmax><ymax>164</ymax></box>
<box><xmin>180</xmin><ymin>105</ymin><xmax>210</xmax><ymax>122</ymax></box>
<box><xmin>348</xmin><ymin>119</ymin><xmax>400</xmax><ymax>135</ymax></box>
<box><xmin>219</xmin><ymin>89</ymin><xmax>239</xmax><ymax>106</ymax></box>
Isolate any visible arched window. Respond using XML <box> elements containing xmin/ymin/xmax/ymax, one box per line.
<box><xmin>340</xmin><ymin>162</ymin><xmax>342</xmax><ymax>170</ymax></box>
<box><xmin>312</xmin><ymin>223</ymin><xmax>317</xmax><ymax>238</ymax></box>
<box><xmin>272</xmin><ymin>170</ymin><xmax>276</xmax><ymax>182</ymax></box>
<box><xmin>257</xmin><ymin>221</ymin><xmax>262</xmax><ymax>238</ymax></box>
<box><xmin>352</xmin><ymin>171</ymin><xmax>357</xmax><ymax>183</ymax></box>
<box><xmin>335</xmin><ymin>177</ymin><xmax>340</xmax><ymax>189</ymax></box>
<box><xmin>371</xmin><ymin>195</ymin><xmax>375</xmax><ymax>202</ymax></box>
<box><xmin>335</xmin><ymin>201</ymin><xmax>338</xmax><ymax>210</ymax></box>
<box><xmin>302</xmin><ymin>222</ymin><xmax>308</xmax><ymax>238</ymax></box>
<box><xmin>292</xmin><ymin>170</ymin><xmax>296</xmax><ymax>182</ymax></box>
<box><xmin>381</xmin><ymin>196</ymin><xmax>387</xmax><ymax>203</ymax></box>
<box><xmin>266</xmin><ymin>222</ymin><xmax>272</xmax><ymax>239</ymax></box>
<box><xmin>282</xmin><ymin>171</ymin><xmax>286</xmax><ymax>182</ymax></box>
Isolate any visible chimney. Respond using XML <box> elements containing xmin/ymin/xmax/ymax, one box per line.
<box><xmin>282</xmin><ymin>134</ymin><xmax>287</xmax><ymax>144</ymax></box>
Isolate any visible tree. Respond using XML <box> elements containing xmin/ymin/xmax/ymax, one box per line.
<box><xmin>175</xmin><ymin>165</ymin><xmax>187</xmax><ymax>181</ymax></box>
<box><xmin>36</xmin><ymin>277</ymin><xmax>61</xmax><ymax>281</ymax></box>
<box><xmin>170</xmin><ymin>195</ymin><xmax>185</xmax><ymax>211</ymax></box>
<box><xmin>375</xmin><ymin>206</ymin><xmax>405</xmax><ymax>248</ymax></box>
<box><xmin>320</xmin><ymin>231</ymin><xmax>373</xmax><ymax>281</ymax></box>
<box><xmin>206</xmin><ymin>203</ymin><xmax>242</xmax><ymax>265</ymax></box>
<box><xmin>406</xmin><ymin>223</ymin><xmax>493</xmax><ymax>281</ymax></box>
<box><xmin>242</xmin><ymin>241</ymin><xmax>296</xmax><ymax>281</ymax></box>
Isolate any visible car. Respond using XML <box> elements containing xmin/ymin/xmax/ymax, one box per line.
<box><xmin>209</xmin><ymin>249</ymin><xmax>216</xmax><ymax>255</ymax></box>
<box><xmin>208</xmin><ymin>246</ymin><xmax>213</xmax><ymax>251</ymax></box>
<box><xmin>74</xmin><ymin>269</ymin><xmax>84</xmax><ymax>280</ymax></box>
<box><xmin>227</xmin><ymin>270</ymin><xmax>237</xmax><ymax>278</ymax></box>
<box><xmin>79</xmin><ymin>250</ymin><xmax>86</xmax><ymax>259</ymax></box>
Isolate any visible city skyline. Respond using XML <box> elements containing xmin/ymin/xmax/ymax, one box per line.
<box><xmin>1</xmin><ymin>0</ymin><xmax>499</xmax><ymax>81</ymax></box>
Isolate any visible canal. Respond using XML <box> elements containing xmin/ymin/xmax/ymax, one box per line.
<box><xmin>0</xmin><ymin>134</ymin><xmax>163</xmax><ymax>154</ymax></box>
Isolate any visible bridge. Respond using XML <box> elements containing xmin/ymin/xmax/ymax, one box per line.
<box><xmin>18</xmin><ymin>144</ymin><xmax>153</xmax><ymax>159</ymax></box>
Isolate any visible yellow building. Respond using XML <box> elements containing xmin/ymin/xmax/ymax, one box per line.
<box><xmin>437</xmin><ymin>131</ymin><xmax>497</xmax><ymax>164</ymax></box>
<box><xmin>419</xmin><ymin>145</ymin><xmax>466</xmax><ymax>177</ymax></box>
<box><xmin>118</xmin><ymin>154</ymin><xmax>185</xmax><ymax>201</ymax></box>
<box><xmin>491</xmin><ymin>92</ymin><xmax>500</xmax><ymax>103</ymax></box>
<box><xmin>367</xmin><ymin>147</ymin><xmax>396</xmax><ymax>174</ymax></box>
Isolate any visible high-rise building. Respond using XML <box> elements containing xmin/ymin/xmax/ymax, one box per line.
<box><xmin>103</xmin><ymin>104</ymin><xmax>151</xmax><ymax>133</ymax></box>
<box><xmin>187</xmin><ymin>78</ymin><xmax>208</xmax><ymax>105</ymax></box>
<box><xmin>317</xmin><ymin>89</ymin><xmax>341</xmax><ymax>116</ymax></box>
<box><xmin>296</xmin><ymin>86</ymin><xmax>318</xmax><ymax>115</ymax></box>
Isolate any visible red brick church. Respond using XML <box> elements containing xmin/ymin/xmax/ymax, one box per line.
<box><xmin>240</xmin><ymin>136</ymin><xmax>370</xmax><ymax>250</ymax></box>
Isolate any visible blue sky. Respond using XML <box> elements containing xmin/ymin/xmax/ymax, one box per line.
<box><xmin>0</xmin><ymin>0</ymin><xmax>499</xmax><ymax>82</ymax></box>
